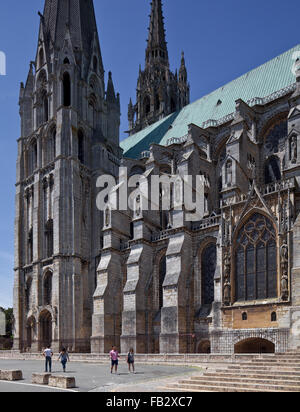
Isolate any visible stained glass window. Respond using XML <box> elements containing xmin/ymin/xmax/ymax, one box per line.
<box><xmin>235</xmin><ymin>214</ymin><xmax>277</xmax><ymax>301</ymax></box>
<box><xmin>202</xmin><ymin>244</ymin><xmax>216</xmax><ymax>305</ymax></box>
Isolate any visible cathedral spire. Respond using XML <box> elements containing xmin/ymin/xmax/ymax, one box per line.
<box><xmin>128</xmin><ymin>0</ymin><xmax>190</xmax><ymax>136</ymax></box>
<box><xmin>42</xmin><ymin>0</ymin><xmax>103</xmax><ymax>72</ymax></box>
<box><xmin>146</xmin><ymin>0</ymin><xmax>169</xmax><ymax>67</ymax></box>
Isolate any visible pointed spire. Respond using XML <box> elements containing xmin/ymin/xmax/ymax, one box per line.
<box><xmin>179</xmin><ymin>51</ymin><xmax>187</xmax><ymax>84</ymax></box>
<box><xmin>106</xmin><ymin>72</ymin><xmax>116</xmax><ymax>103</ymax></box>
<box><xmin>42</xmin><ymin>0</ymin><xmax>101</xmax><ymax>63</ymax></box>
<box><xmin>146</xmin><ymin>0</ymin><xmax>169</xmax><ymax>66</ymax></box>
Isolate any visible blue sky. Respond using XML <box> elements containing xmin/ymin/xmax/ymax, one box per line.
<box><xmin>0</xmin><ymin>0</ymin><xmax>300</xmax><ymax>308</ymax></box>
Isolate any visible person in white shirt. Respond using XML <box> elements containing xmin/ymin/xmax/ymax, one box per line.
<box><xmin>43</xmin><ymin>345</ymin><xmax>53</xmax><ymax>373</ymax></box>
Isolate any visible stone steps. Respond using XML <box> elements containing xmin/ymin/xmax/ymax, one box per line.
<box><xmin>204</xmin><ymin>371</ymin><xmax>300</xmax><ymax>381</ymax></box>
<box><xmin>187</xmin><ymin>376</ymin><xmax>300</xmax><ymax>386</ymax></box>
<box><xmin>165</xmin><ymin>352</ymin><xmax>300</xmax><ymax>392</ymax></box>
<box><xmin>164</xmin><ymin>383</ymin><xmax>296</xmax><ymax>393</ymax></box>
<box><xmin>230</xmin><ymin>366</ymin><xmax>300</xmax><ymax>372</ymax></box>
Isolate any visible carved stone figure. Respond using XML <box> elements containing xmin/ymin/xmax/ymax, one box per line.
<box><xmin>291</xmin><ymin>135</ymin><xmax>297</xmax><ymax>164</ymax></box>
<box><xmin>223</xmin><ymin>281</ymin><xmax>231</xmax><ymax>306</ymax></box>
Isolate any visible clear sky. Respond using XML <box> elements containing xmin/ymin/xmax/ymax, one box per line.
<box><xmin>0</xmin><ymin>0</ymin><xmax>300</xmax><ymax>308</ymax></box>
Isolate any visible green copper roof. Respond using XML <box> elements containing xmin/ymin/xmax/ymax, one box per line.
<box><xmin>121</xmin><ymin>44</ymin><xmax>300</xmax><ymax>159</ymax></box>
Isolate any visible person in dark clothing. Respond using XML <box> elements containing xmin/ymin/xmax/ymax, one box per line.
<box><xmin>58</xmin><ymin>348</ymin><xmax>70</xmax><ymax>372</ymax></box>
<box><xmin>127</xmin><ymin>348</ymin><xmax>135</xmax><ymax>373</ymax></box>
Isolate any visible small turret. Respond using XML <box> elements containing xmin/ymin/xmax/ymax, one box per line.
<box><xmin>106</xmin><ymin>71</ymin><xmax>117</xmax><ymax>104</ymax></box>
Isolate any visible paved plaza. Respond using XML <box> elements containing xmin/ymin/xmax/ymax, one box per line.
<box><xmin>0</xmin><ymin>359</ymin><xmax>200</xmax><ymax>392</ymax></box>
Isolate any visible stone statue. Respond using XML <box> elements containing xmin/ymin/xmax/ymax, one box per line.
<box><xmin>281</xmin><ymin>274</ymin><xmax>289</xmax><ymax>301</ymax></box>
<box><xmin>224</xmin><ymin>252</ymin><xmax>231</xmax><ymax>280</ymax></box>
<box><xmin>223</xmin><ymin>281</ymin><xmax>231</xmax><ymax>306</ymax></box>
<box><xmin>280</xmin><ymin>242</ymin><xmax>288</xmax><ymax>264</ymax></box>
<box><xmin>226</xmin><ymin>160</ymin><xmax>233</xmax><ymax>185</ymax></box>
<box><xmin>291</xmin><ymin>135</ymin><xmax>297</xmax><ymax>164</ymax></box>
<box><xmin>280</xmin><ymin>240</ymin><xmax>289</xmax><ymax>301</ymax></box>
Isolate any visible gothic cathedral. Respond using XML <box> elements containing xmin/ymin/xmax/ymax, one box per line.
<box><xmin>15</xmin><ymin>0</ymin><xmax>300</xmax><ymax>355</ymax></box>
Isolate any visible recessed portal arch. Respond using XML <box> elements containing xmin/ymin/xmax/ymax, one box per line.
<box><xmin>234</xmin><ymin>338</ymin><xmax>275</xmax><ymax>354</ymax></box>
<box><xmin>39</xmin><ymin>310</ymin><xmax>52</xmax><ymax>350</ymax></box>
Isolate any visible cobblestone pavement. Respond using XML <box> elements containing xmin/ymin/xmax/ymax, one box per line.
<box><xmin>0</xmin><ymin>359</ymin><xmax>201</xmax><ymax>392</ymax></box>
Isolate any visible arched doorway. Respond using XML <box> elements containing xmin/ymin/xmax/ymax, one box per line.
<box><xmin>234</xmin><ymin>338</ymin><xmax>275</xmax><ymax>354</ymax></box>
<box><xmin>39</xmin><ymin>310</ymin><xmax>52</xmax><ymax>350</ymax></box>
<box><xmin>197</xmin><ymin>340</ymin><xmax>211</xmax><ymax>354</ymax></box>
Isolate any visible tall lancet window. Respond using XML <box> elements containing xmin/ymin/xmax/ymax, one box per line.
<box><xmin>28</xmin><ymin>228</ymin><xmax>33</xmax><ymax>264</ymax></box>
<box><xmin>42</xmin><ymin>90</ymin><xmax>49</xmax><ymax>123</ymax></box>
<box><xmin>201</xmin><ymin>244</ymin><xmax>216</xmax><ymax>305</ymax></box>
<box><xmin>25</xmin><ymin>277</ymin><xmax>33</xmax><ymax>312</ymax></box>
<box><xmin>78</xmin><ymin>130</ymin><xmax>85</xmax><ymax>164</ymax></box>
<box><xmin>43</xmin><ymin>271</ymin><xmax>52</xmax><ymax>306</ymax></box>
<box><xmin>45</xmin><ymin>219</ymin><xmax>53</xmax><ymax>258</ymax></box>
<box><xmin>159</xmin><ymin>255</ymin><xmax>167</xmax><ymax>309</ymax></box>
<box><xmin>63</xmin><ymin>72</ymin><xmax>71</xmax><ymax>107</ymax></box>
<box><xmin>28</xmin><ymin>140</ymin><xmax>38</xmax><ymax>175</ymax></box>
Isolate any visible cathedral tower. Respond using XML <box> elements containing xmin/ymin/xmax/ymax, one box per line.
<box><xmin>14</xmin><ymin>0</ymin><xmax>121</xmax><ymax>352</ymax></box>
<box><xmin>128</xmin><ymin>0</ymin><xmax>190</xmax><ymax>135</ymax></box>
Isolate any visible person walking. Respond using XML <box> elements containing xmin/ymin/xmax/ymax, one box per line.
<box><xmin>109</xmin><ymin>346</ymin><xmax>119</xmax><ymax>374</ymax></box>
<box><xmin>127</xmin><ymin>348</ymin><xmax>135</xmax><ymax>374</ymax></box>
<box><xmin>58</xmin><ymin>348</ymin><xmax>70</xmax><ymax>373</ymax></box>
<box><xmin>43</xmin><ymin>345</ymin><xmax>53</xmax><ymax>373</ymax></box>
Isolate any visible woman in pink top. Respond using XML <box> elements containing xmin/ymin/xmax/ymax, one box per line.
<box><xmin>109</xmin><ymin>346</ymin><xmax>119</xmax><ymax>374</ymax></box>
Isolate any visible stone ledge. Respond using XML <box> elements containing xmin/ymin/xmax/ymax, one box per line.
<box><xmin>0</xmin><ymin>370</ymin><xmax>23</xmax><ymax>381</ymax></box>
<box><xmin>32</xmin><ymin>373</ymin><xmax>51</xmax><ymax>385</ymax></box>
<box><xmin>48</xmin><ymin>375</ymin><xmax>76</xmax><ymax>389</ymax></box>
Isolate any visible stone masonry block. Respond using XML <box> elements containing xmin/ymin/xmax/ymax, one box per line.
<box><xmin>48</xmin><ymin>375</ymin><xmax>76</xmax><ymax>389</ymax></box>
<box><xmin>32</xmin><ymin>373</ymin><xmax>51</xmax><ymax>385</ymax></box>
<box><xmin>0</xmin><ymin>370</ymin><xmax>23</xmax><ymax>381</ymax></box>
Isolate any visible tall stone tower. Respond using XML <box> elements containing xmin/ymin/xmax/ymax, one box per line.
<box><xmin>14</xmin><ymin>0</ymin><xmax>121</xmax><ymax>352</ymax></box>
<box><xmin>128</xmin><ymin>0</ymin><xmax>190</xmax><ymax>135</ymax></box>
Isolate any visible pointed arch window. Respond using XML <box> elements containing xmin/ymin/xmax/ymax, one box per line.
<box><xmin>201</xmin><ymin>244</ymin><xmax>216</xmax><ymax>305</ymax></box>
<box><xmin>78</xmin><ymin>130</ymin><xmax>85</xmax><ymax>164</ymax></box>
<box><xmin>159</xmin><ymin>255</ymin><xmax>167</xmax><ymax>309</ymax></box>
<box><xmin>48</xmin><ymin>127</ymin><xmax>56</xmax><ymax>162</ymax></box>
<box><xmin>235</xmin><ymin>213</ymin><xmax>277</xmax><ymax>302</ymax></box>
<box><xmin>28</xmin><ymin>228</ymin><xmax>33</xmax><ymax>264</ymax></box>
<box><xmin>25</xmin><ymin>278</ymin><xmax>33</xmax><ymax>312</ymax></box>
<box><xmin>45</xmin><ymin>219</ymin><xmax>53</xmax><ymax>258</ymax></box>
<box><xmin>43</xmin><ymin>271</ymin><xmax>52</xmax><ymax>306</ymax></box>
<box><xmin>62</xmin><ymin>72</ymin><xmax>71</xmax><ymax>107</ymax></box>
<box><xmin>42</xmin><ymin>90</ymin><xmax>49</xmax><ymax>122</ymax></box>
<box><xmin>28</xmin><ymin>140</ymin><xmax>38</xmax><ymax>175</ymax></box>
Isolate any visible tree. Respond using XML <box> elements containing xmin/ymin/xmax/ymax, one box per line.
<box><xmin>0</xmin><ymin>307</ymin><xmax>13</xmax><ymax>337</ymax></box>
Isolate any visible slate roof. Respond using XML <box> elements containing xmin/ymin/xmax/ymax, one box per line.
<box><xmin>121</xmin><ymin>44</ymin><xmax>300</xmax><ymax>159</ymax></box>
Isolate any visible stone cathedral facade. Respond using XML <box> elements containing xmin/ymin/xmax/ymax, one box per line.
<box><xmin>14</xmin><ymin>0</ymin><xmax>300</xmax><ymax>354</ymax></box>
